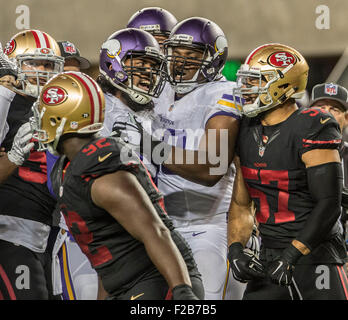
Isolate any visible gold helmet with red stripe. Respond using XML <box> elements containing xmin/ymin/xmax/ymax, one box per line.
<box><xmin>32</xmin><ymin>71</ymin><xmax>105</xmax><ymax>154</ymax></box>
<box><xmin>233</xmin><ymin>43</ymin><xmax>309</xmax><ymax>117</ymax></box>
<box><xmin>4</xmin><ymin>29</ymin><xmax>64</xmax><ymax>97</ymax></box>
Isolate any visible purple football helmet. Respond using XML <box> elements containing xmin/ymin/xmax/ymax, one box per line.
<box><xmin>163</xmin><ymin>17</ymin><xmax>228</xmax><ymax>94</ymax></box>
<box><xmin>99</xmin><ymin>28</ymin><xmax>166</xmax><ymax>104</ymax></box>
<box><xmin>127</xmin><ymin>7</ymin><xmax>177</xmax><ymax>38</ymax></box>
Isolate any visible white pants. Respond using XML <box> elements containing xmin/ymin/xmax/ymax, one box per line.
<box><xmin>52</xmin><ymin>229</ymin><xmax>98</xmax><ymax>300</ymax></box>
<box><xmin>172</xmin><ymin>214</ymin><xmax>246</xmax><ymax>300</ymax></box>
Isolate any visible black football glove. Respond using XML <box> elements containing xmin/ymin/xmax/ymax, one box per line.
<box><xmin>228</xmin><ymin>242</ymin><xmax>265</xmax><ymax>283</ymax></box>
<box><xmin>172</xmin><ymin>284</ymin><xmax>199</xmax><ymax>300</ymax></box>
<box><xmin>267</xmin><ymin>244</ymin><xmax>302</xmax><ymax>286</ymax></box>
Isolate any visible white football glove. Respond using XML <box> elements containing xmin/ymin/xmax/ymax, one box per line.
<box><xmin>7</xmin><ymin>122</ymin><xmax>35</xmax><ymax>166</ymax></box>
<box><xmin>244</xmin><ymin>225</ymin><xmax>261</xmax><ymax>258</ymax></box>
<box><xmin>0</xmin><ymin>43</ymin><xmax>17</xmax><ymax>79</ymax></box>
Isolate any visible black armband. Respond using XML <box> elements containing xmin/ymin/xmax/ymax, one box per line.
<box><xmin>296</xmin><ymin>162</ymin><xmax>343</xmax><ymax>251</ymax></box>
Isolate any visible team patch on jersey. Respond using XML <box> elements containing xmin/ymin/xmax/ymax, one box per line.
<box><xmin>268</xmin><ymin>51</ymin><xmax>297</xmax><ymax>68</ymax></box>
<box><xmin>217</xmin><ymin>94</ymin><xmax>242</xmax><ymax>111</ymax></box>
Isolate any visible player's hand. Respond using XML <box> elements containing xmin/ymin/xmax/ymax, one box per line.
<box><xmin>228</xmin><ymin>242</ymin><xmax>265</xmax><ymax>283</ymax></box>
<box><xmin>111</xmin><ymin>120</ymin><xmax>142</xmax><ymax>149</ymax></box>
<box><xmin>127</xmin><ymin>113</ymin><xmax>171</xmax><ymax>164</ymax></box>
<box><xmin>172</xmin><ymin>284</ymin><xmax>199</xmax><ymax>300</ymax></box>
<box><xmin>0</xmin><ymin>43</ymin><xmax>17</xmax><ymax>80</ymax></box>
<box><xmin>7</xmin><ymin>122</ymin><xmax>34</xmax><ymax>166</ymax></box>
<box><xmin>267</xmin><ymin>244</ymin><xmax>302</xmax><ymax>286</ymax></box>
<box><xmin>244</xmin><ymin>226</ymin><xmax>260</xmax><ymax>257</ymax></box>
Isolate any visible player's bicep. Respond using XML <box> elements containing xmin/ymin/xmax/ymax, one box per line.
<box><xmin>301</xmin><ymin>148</ymin><xmax>340</xmax><ymax>168</ymax></box>
<box><xmin>200</xmin><ymin>115</ymin><xmax>239</xmax><ymax>164</ymax></box>
<box><xmin>90</xmin><ymin>170</ymin><xmax>165</xmax><ymax>241</ymax></box>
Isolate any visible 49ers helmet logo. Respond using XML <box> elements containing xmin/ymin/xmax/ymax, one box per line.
<box><xmin>42</xmin><ymin>87</ymin><xmax>67</xmax><ymax>105</ymax></box>
<box><xmin>268</xmin><ymin>51</ymin><xmax>297</xmax><ymax>68</ymax></box>
<box><xmin>4</xmin><ymin>39</ymin><xmax>16</xmax><ymax>55</ymax></box>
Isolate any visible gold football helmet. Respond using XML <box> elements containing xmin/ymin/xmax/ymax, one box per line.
<box><xmin>234</xmin><ymin>43</ymin><xmax>309</xmax><ymax>117</ymax></box>
<box><xmin>4</xmin><ymin>29</ymin><xmax>64</xmax><ymax>97</ymax></box>
<box><xmin>32</xmin><ymin>71</ymin><xmax>105</xmax><ymax>154</ymax></box>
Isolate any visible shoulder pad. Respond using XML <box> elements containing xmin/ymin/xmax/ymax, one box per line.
<box><xmin>71</xmin><ymin>137</ymin><xmax>140</xmax><ymax>178</ymax></box>
<box><xmin>298</xmin><ymin>107</ymin><xmax>338</xmax><ymax>128</ymax></box>
<box><xmin>297</xmin><ymin>107</ymin><xmax>342</xmax><ymax>153</ymax></box>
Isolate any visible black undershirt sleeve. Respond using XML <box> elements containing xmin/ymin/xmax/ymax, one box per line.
<box><xmin>296</xmin><ymin>162</ymin><xmax>343</xmax><ymax>251</ymax></box>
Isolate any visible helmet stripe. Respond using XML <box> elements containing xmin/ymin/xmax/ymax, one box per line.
<box><xmin>78</xmin><ymin>73</ymin><xmax>101</xmax><ymax>124</ymax></box>
<box><xmin>68</xmin><ymin>72</ymin><xmax>98</xmax><ymax>124</ymax></box>
<box><xmin>35</xmin><ymin>30</ymin><xmax>49</xmax><ymax>48</ymax></box>
<box><xmin>84</xmin><ymin>74</ymin><xmax>103</xmax><ymax>122</ymax></box>
<box><xmin>31</xmin><ymin>30</ymin><xmax>50</xmax><ymax>49</ymax></box>
<box><xmin>42</xmin><ymin>32</ymin><xmax>51</xmax><ymax>48</ymax></box>
<box><xmin>31</xmin><ymin>30</ymin><xmax>42</xmax><ymax>48</ymax></box>
<box><xmin>245</xmin><ymin>44</ymin><xmax>272</xmax><ymax>64</ymax></box>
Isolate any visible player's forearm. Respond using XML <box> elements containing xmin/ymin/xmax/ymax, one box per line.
<box><xmin>227</xmin><ymin>201</ymin><xmax>254</xmax><ymax>246</ymax></box>
<box><xmin>142</xmin><ymin>225</ymin><xmax>192</xmax><ymax>289</ymax></box>
<box><xmin>0</xmin><ymin>155</ymin><xmax>17</xmax><ymax>184</ymax></box>
<box><xmin>295</xmin><ymin>162</ymin><xmax>342</xmax><ymax>253</ymax></box>
<box><xmin>163</xmin><ymin>147</ymin><xmax>227</xmax><ymax>186</ymax></box>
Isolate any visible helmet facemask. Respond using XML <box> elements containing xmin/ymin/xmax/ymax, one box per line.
<box><xmin>164</xmin><ymin>34</ymin><xmax>225</xmax><ymax>94</ymax></box>
<box><xmin>16</xmin><ymin>49</ymin><xmax>64</xmax><ymax>97</ymax></box>
<box><xmin>31</xmin><ymin>101</ymin><xmax>65</xmax><ymax>155</ymax></box>
<box><xmin>164</xmin><ymin>36</ymin><xmax>213</xmax><ymax>94</ymax></box>
<box><xmin>100</xmin><ymin>42</ymin><xmax>167</xmax><ymax>106</ymax></box>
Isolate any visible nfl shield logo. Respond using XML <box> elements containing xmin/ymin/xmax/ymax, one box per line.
<box><xmin>62</xmin><ymin>41</ymin><xmax>77</xmax><ymax>54</ymax></box>
<box><xmin>325</xmin><ymin>83</ymin><xmax>338</xmax><ymax>96</ymax></box>
<box><xmin>259</xmin><ymin>146</ymin><xmax>265</xmax><ymax>157</ymax></box>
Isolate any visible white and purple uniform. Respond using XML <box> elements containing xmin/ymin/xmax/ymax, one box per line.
<box><xmin>154</xmin><ymin>79</ymin><xmax>246</xmax><ymax>299</ymax></box>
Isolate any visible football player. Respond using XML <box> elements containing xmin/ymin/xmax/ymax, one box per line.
<box><xmin>309</xmin><ymin>83</ymin><xmax>348</xmax><ymax>275</ymax></box>
<box><xmin>98</xmin><ymin>27</ymin><xmax>167</xmax><ymax>178</ymax></box>
<box><xmin>32</xmin><ymin>71</ymin><xmax>204</xmax><ymax>300</ymax></box>
<box><xmin>0</xmin><ymin>29</ymin><xmax>64</xmax><ymax>300</ymax></box>
<box><xmin>228</xmin><ymin>43</ymin><xmax>348</xmax><ymax>299</ymax></box>
<box><xmin>127</xmin><ymin>7</ymin><xmax>178</xmax><ymax>51</ymax></box>
<box><xmin>132</xmin><ymin>17</ymin><xmax>252</xmax><ymax>300</ymax></box>
<box><xmin>45</xmin><ymin>41</ymin><xmax>97</xmax><ymax>300</ymax></box>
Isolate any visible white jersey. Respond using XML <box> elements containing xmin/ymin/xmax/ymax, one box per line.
<box><xmin>155</xmin><ymin>80</ymin><xmax>241</xmax><ymax>225</ymax></box>
<box><xmin>100</xmin><ymin>93</ymin><xmax>159</xmax><ymax>178</ymax></box>
<box><xmin>0</xmin><ymin>86</ymin><xmax>15</xmax><ymax>144</ymax></box>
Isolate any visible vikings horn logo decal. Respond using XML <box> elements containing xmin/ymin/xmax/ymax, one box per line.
<box><xmin>101</xmin><ymin>39</ymin><xmax>122</xmax><ymax>58</ymax></box>
<box><xmin>214</xmin><ymin>36</ymin><xmax>228</xmax><ymax>55</ymax></box>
